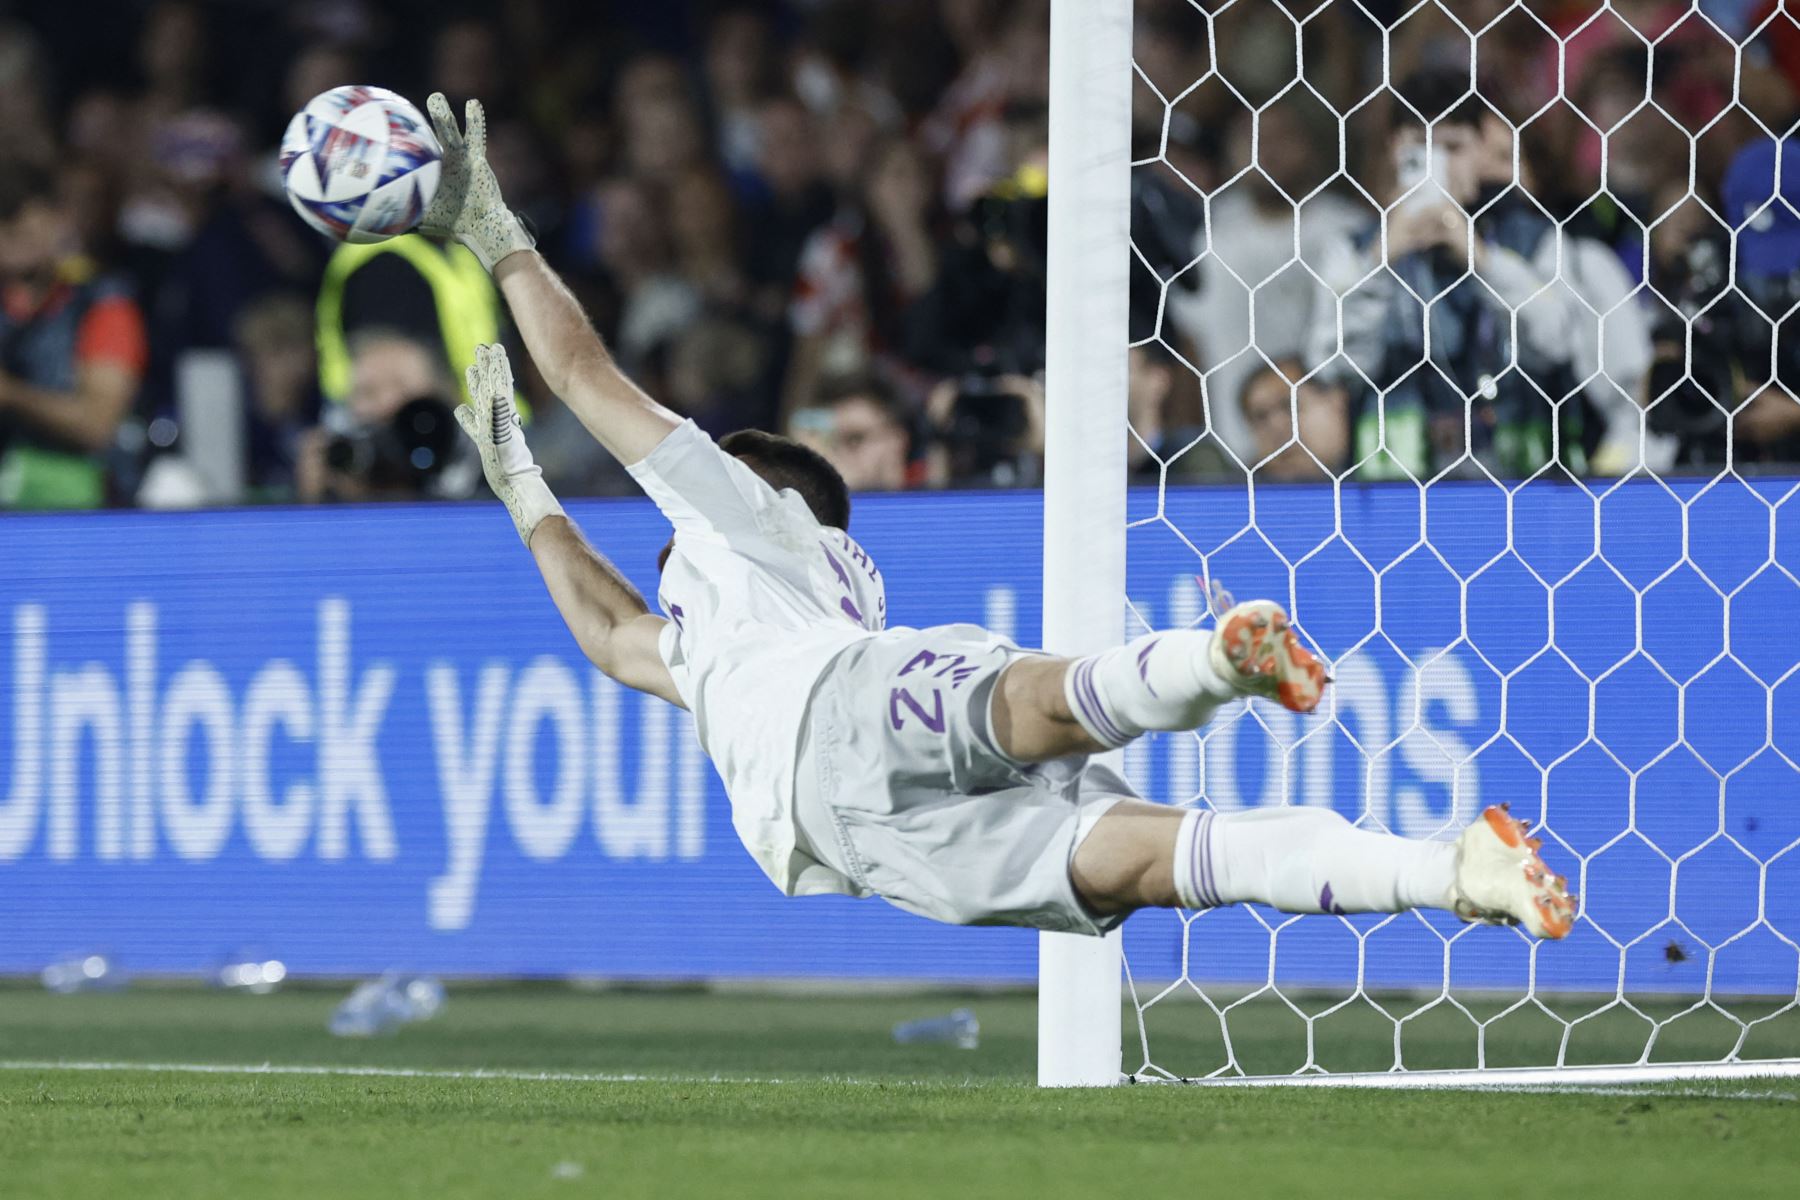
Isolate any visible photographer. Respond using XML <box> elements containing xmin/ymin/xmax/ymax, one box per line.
<box><xmin>296</xmin><ymin>329</ymin><xmax>476</xmax><ymax>503</ymax></box>
<box><xmin>787</xmin><ymin>371</ymin><xmax>928</xmax><ymax>493</ymax></box>
<box><xmin>926</xmin><ymin>369</ymin><xmax>1044</xmax><ymax>489</ymax></box>
<box><xmin>1648</xmin><ymin>139</ymin><xmax>1800</xmax><ymax>469</ymax></box>
<box><xmin>1309</xmin><ymin>69</ymin><xmax>1583</xmax><ymax>481</ymax></box>
<box><xmin>908</xmin><ymin>102</ymin><xmax>1050</xmax><ymax>487</ymax></box>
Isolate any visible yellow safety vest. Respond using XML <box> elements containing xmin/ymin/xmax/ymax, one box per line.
<box><xmin>315</xmin><ymin>236</ymin><xmax>500</xmax><ymax>406</ymax></box>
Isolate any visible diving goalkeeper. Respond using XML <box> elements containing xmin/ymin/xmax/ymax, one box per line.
<box><xmin>420</xmin><ymin>95</ymin><xmax>1576</xmax><ymax>941</ymax></box>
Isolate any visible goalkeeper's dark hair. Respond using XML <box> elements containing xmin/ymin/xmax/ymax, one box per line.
<box><xmin>721</xmin><ymin>429</ymin><xmax>852</xmax><ymax>531</ymax></box>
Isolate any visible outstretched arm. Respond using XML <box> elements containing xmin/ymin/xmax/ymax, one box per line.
<box><xmin>419</xmin><ymin>93</ymin><xmax>679</xmax><ymax>465</ymax></box>
<box><xmin>529</xmin><ymin>516</ymin><xmax>682</xmax><ymax>707</ymax></box>
<box><xmin>492</xmin><ymin>250</ymin><xmax>680</xmax><ymax>464</ymax></box>
<box><xmin>458</xmin><ymin>343</ymin><xmax>681</xmax><ymax>707</ymax></box>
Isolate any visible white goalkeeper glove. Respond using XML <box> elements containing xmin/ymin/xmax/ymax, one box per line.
<box><xmin>456</xmin><ymin>343</ymin><xmax>564</xmax><ymax>546</ymax></box>
<box><xmin>418</xmin><ymin>93</ymin><xmax>536</xmax><ymax>272</ymax></box>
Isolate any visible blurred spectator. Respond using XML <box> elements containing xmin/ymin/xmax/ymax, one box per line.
<box><xmin>283</xmin><ymin>41</ymin><xmax>363</xmax><ymax>128</ymax></box>
<box><xmin>788</xmin><ymin>372</ymin><xmax>922</xmax><ymax>491</ymax></box>
<box><xmin>787</xmin><ymin>136</ymin><xmax>943</xmax><ymax>412</ymax></box>
<box><xmin>1648</xmin><ymin>139</ymin><xmax>1800</xmax><ymax>468</ymax></box>
<box><xmin>790</xmin><ymin>2</ymin><xmax>903</xmax><ymax>130</ymax></box>
<box><xmin>136</xmin><ymin>0</ymin><xmax>208</xmax><ymax>127</ymax></box>
<box><xmin>664</xmin><ymin>313</ymin><xmax>772</xmax><ymax>434</ymax></box>
<box><xmin>141</xmin><ymin>110</ymin><xmax>325</xmax><ymax>359</ymax></box>
<box><xmin>1173</xmin><ymin>101</ymin><xmax>1364</xmax><ymax>465</ymax></box>
<box><xmin>530</xmin><ymin>392</ymin><xmax>637</xmax><ymax>500</ymax></box>
<box><xmin>0</xmin><ymin>164</ymin><xmax>146</xmax><ymax>509</ymax></box>
<box><xmin>923</xmin><ymin>0</ymin><xmax>1049</xmax><ymax>212</ymax></box>
<box><xmin>667</xmin><ymin>165</ymin><xmax>752</xmax><ymax>311</ymax></box>
<box><xmin>1128</xmin><ymin>344</ymin><xmax>1177</xmax><ymax>481</ymax></box>
<box><xmin>616</xmin><ymin>55</ymin><xmax>710</xmax><ymax>186</ymax></box>
<box><xmin>296</xmin><ymin>328</ymin><xmax>473</xmax><ymax>503</ymax></box>
<box><xmin>1467</xmin><ymin>97</ymin><xmax>1654</xmax><ymax>475</ymax></box>
<box><xmin>576</xmin><ymin>179</ymin><xmax>702</xmax><ymax>381</ymax></box>
<box><xmin>818</xmin><ymin>99</ymin><xmax>887</xmax><ymax>200</ymax></box>
<box><xmin>742</xmin><ymin>95</ymin><xmax>836</xmax><ymax>312</ymax></box>
<box><xmin>703</xmin><ymin>5</ymin><xmax>782</xmax><ymax>175</ymax></box>
<box><xmin>430</xmin><ymin>19</ymin><xmax>508</xmax><ymax>111</ymax></box>
<box><xmin>1310</xmin><ymin>68</ymin><xmax>1584</xmax><ymax>481</ymax></box>
<box><xmin>1238</xmin><ymin>358</ymin><xmax>1351</xmax><ymax>483</ymax></box>
<box><xmin>1725</xmin><ymin>140</ymin><xmax>1800</xmax><ymax>461</ymax></box>
<box><xmin>1561</xmin><ymin>47</ymin><xmax>1688</xmax><ymax>239</ymax></box>
<box><xmin>0</xmin><ymin>22</ymin><xmax>56</xmax><ymax>166</ymax></box>
<box><xmin>0</xmin><ymin>0</ymin><xmax>1792</xmax><ymax>507</ymax></box>
<box><xmin>233</xmin><ymin>293</ymin><xmax>321</xmax><ymax>500</ymax></box>
<box><xmin>1128</xmin><ymin>343</ymin><xmax>1233</xmax><ymax>483</ymax></box>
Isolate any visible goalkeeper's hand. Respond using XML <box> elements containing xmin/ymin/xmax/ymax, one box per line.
<box><xmin>418</xmin><ymin>93</ymin><xmax>536</xmax><ymax>271</ymax></box>
<box><xmin>455</xmin><ymin>343</ymin><xmax>564</xmax><ymax>546</ymax></box>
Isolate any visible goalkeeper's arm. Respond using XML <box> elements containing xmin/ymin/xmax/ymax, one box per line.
<box><xmin>420</xmin><ymin>92</ymin><xmax>679</xmax><ymax>467</ymax></box>
<box><xmin>458</xmin><ymin>344</ymin><xmax>683</xmax><ymax>708</ymax></box>
<box><xmin>493</xmin><ymin>250</ymin><xmax>679</xmax><ymax>465</ymax></box>
<box><xmin>530</xmin><ymin>516</ymin><xmax>682</xmax><ymax>707</ymax></box>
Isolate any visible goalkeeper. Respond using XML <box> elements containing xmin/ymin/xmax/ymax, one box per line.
<box><xmin>421</xmin><ymin>95</ymin><xmax>1576</xmax><ymax>941</ymax></box>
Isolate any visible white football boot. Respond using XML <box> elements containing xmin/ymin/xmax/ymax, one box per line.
<box><xmin>1450</xmin><ymin>804</ymin><xmax>1578</xmax><ymax>939</ymax></box>
<box><xmin>1209</xmin><ymin>599</ymin><xmax>1330</xmax><ymax>715</ymax></box>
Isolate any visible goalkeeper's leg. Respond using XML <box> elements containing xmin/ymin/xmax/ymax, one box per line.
<box><xmin>1068</xmin><ymin>801</ymin><xmax>1576</xmax><ymax>940</ymax></box>
<box><xmin>991</xmin><ymin>599</ymin><xmax>1328</xmax><ymax>762</ymax></box>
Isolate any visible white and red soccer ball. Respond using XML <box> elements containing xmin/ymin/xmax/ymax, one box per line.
<box><xmin>280</xmin><ymin>86</ymin><xmax>440</xmax><ymax>243</ymax></box>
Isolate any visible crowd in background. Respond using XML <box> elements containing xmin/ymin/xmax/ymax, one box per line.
<box><xmin>0</xmin><ymin>0</ymin><xmax>1798</xmax><ymax>510</ymax></box>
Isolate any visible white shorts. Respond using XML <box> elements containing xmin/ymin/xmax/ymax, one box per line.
<box><xmin>794</xmin><ymin>623</ymin><xmax>1135</xmax><ymax>935</ymax></box>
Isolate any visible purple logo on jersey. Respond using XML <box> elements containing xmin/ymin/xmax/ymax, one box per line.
<box><xmin>822</xmin><ymin>548</ymin><xmax>866</xmax><ymax>624</ymax></box>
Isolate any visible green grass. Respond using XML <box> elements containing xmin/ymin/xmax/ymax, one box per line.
<box><xmin>2</xmin><ymin>984</ymin><xmax>1796</xmax><ymax>1199</ymax></box>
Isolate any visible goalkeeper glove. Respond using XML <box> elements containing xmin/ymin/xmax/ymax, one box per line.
<box><xmin>418</xmin><ymin>93</ymin><xmax>536</xmax><ymax>272</ymax></box>
<box><xmin>456</xmin><ymin>343</ymin><xmax>564</xmax><ymax>545</ymax></box>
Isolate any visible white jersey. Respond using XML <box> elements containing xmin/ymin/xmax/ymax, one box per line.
<box><xmin>627</xmin><ymin>420</ymin><xmax>887</xmax><ymax>895</ymax></box>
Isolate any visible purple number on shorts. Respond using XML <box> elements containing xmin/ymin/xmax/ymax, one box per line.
<box><xmin>889</xmin><ymin>686</ymin><xmax>946</xmax><ymax>733</ymax></box>
<box><xmin>900</xmin><ymin>648</ymin><xmax>978</xmax><ymax>689</ymax></box>
<box><xmin>899</xmin><ymin>649</ymin><xmax>937</xmax><ymax>675</ymax></box>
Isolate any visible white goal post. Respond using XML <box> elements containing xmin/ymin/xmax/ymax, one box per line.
<box><xmin>1039</xmin><ymin>0</ymin><xmax>1133</xmax><ymax>1088</ymax></box>
<box><xmin>1039</xmin><ymin>0</ymin><xmax>1800</xmax><ymax>1088</ymax></box>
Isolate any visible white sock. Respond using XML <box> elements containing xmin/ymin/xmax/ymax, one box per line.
<box><xmin>1171</xmin><ymin>806</ymin><xmax>1456</xmax><ymax>914</ymax></box>
<box><xmin>1064</xmin><ymin>631</ymin><xmax>1236</xmax><ymax>750</ymax></box>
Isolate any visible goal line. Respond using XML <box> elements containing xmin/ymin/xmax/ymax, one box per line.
<box><xmin>1139</xmin><ymin>1059</ymin><xmax>1800</xmax><ymax>1090</ymax></box>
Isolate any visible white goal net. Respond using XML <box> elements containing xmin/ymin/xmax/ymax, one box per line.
<box><xmin>1095</xmin><ymin>0</ymin><xmax>1800</xmax><ymax>1084</ymax></box>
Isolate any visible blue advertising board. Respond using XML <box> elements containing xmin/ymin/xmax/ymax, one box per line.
<box><xmin>1</xmin><ymin>479</ymin><xmax>1796</xmax><ymax>994</ymax></box>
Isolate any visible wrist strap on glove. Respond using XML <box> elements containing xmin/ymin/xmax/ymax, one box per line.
<box><xmin>502</xmin><ymin>469</ymin><xmax>564</xmax><ymax>547</ymax></box>
<box><xmin>464</xmin><ymin>209</ymin><xmax>538</xmax><ymax>273</ymax></box>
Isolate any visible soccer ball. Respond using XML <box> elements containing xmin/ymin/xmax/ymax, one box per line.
<box><xmin>280</xmin><ymin>86</ymin><xmax>441</xmax><ymax>243</ymax></box>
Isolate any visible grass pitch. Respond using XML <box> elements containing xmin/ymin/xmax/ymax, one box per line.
<box><xmin>2</xmin><ymin>984</ymin><xmax>1795</xmax><ymax>1199</ymax></box>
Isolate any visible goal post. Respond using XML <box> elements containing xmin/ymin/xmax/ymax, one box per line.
<box><xmin>1041</xmin><ymin>0</ymin><xmax>1800</xmax><ymax>1088</ymax></box>
<box><xmin>1039</xmin><ymin>0</ymin><xmax>1133</xmax><ymax>1088</ymax></box>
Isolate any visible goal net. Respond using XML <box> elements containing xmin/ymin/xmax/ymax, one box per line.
<box><xmin>1046</xmin><ymin>0</ymin><xmax>1800</xmax><ymax>1085</ymax></box>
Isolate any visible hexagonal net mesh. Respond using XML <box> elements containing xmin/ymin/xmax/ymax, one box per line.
<box><xmin>1120</xmin><ymin>0</ymin><xmax>1800</xmax><ymax>1081</ymax></box>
